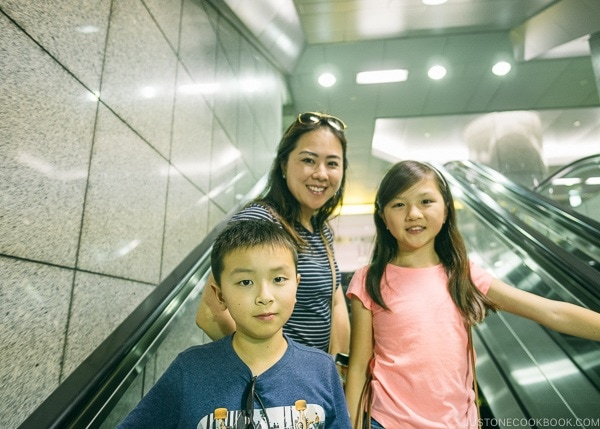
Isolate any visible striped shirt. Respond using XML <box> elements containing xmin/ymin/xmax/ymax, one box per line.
<box><xmin>230</xmin><ymin>203</ymin><xmax>340</xmax><ymax>352</ymax></box>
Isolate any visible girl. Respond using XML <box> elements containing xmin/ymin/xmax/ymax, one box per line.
<box><xmin>345</xmin><ymin>160</ymin><xmax>600</xmax><ymax>429</ymax></box>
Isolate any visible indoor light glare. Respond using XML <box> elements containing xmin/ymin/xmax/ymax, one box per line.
<box><xmin>422</xmin><ymin>0</ymin><xmax>448</xmax><ymax>5</ymax></box>
<box><xmin>492</xmin><ymin>61</ymin><xmax>512</xmax><ymax>76</ymax></box>
<box><xmin>428</xmin><ymin>65</ymin><xmax>447</xmax><ymax>80</ymax></box>
<box><xmin>356</xmin><ymin>69</ymin><xmax>408</xmax><ymax>84</ymax></box>
<box><xmin>318</xmin><ymin>73</ymin><xmax>337</xmax><ymax>87</ymax></box>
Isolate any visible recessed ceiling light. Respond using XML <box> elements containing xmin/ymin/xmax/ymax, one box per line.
<box><xmin>356</xmin><ymin>69</ymin><xmax>408</xmax><ymax>84</ymax></box>
<box><xmin>492</xmin><ymin>61</ymin><xmax>511</xmax><ymax>76</ymax></box>
<box><xmin>318</xmin><ymin>73</ymin><xmax>337</xmax><ymax>87</ymax></box>
<box><xmin>422</xmin><ymin>0</ymin><xmax>448</xmax><ymax>5</ymax></box>
<box><xmin>428</xmin><ymin>65</ymin><xmax>447</xmax><ymax>80</ymax></box>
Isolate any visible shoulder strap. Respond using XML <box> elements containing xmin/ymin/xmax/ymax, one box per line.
<box><xmin>321</xmin><ymin>229</ymin><xmax>337</xmax><ymax>354</ymax></box>
<box><xmin>468</xmin><ymin>327</ymin><xmax>482</xmax><ymax>429</ymax></box>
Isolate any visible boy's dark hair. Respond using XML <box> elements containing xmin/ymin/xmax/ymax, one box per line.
<box><xmin>211</xmin><ymin>220</ymin><xmax>298</xmax><ymax>286</ymax></box>
<box><xmin>368</xmin><ymin>160</ymin><xmax>497</xmax><ymax>325</ymax></box>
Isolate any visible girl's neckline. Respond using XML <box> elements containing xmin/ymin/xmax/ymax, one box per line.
<box><xmin>387</xmin><ymin>261</ymin><xmax>443</xmax><ymax>269</ymax></box>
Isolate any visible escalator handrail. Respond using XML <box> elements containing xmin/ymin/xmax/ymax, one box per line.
<box><xmin>445</xmin><ymin>160</ymin><xmax>600</xmax><ymax>249</ymax></box>
<box><xmin>17</xmin><ymin>229</ymin><xmax>217</xmax><ymax>429</ymax></box>
<box><xmin>19</xmin><ymin>175</ymin><xmax>269</xmax><ymax>429</ymax></box>
<box><xmin>439</xmin><ymin>164</ymin><xmax>600</xmax><ymax>309</ymax></box>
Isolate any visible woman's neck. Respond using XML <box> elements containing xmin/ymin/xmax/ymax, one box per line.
<box><xmin>232</xmin><ymin>332</ymin><xmax>288</xmax><ymax>376</ymax></box>
<box><xmin>298</xmin><ymin>209</ymin><xmax>314</xmax><ymax>232</ymax></box>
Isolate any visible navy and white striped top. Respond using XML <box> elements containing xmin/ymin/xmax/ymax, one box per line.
<box><xmin>230</xmin><ymin>203</ymin><xmax>341</xmax><ymax>352</ymax></box>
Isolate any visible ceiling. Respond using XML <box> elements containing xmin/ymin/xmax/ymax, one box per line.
<box><xmin>288</xmin><ymin>0</ymin><xmax>600</xmax><ymax>204</ymax></box>
<box><xmin>223</xmin><ymin>0</ymin><xmax>600</xmax><ymax>206</ymax></box>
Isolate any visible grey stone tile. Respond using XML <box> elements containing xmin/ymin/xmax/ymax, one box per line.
<box><xmin>77</xmin><ymin>106</ymin><xmax>168</xmax><ymax>284</ymax></box>
<box><xmin>142</xmin><ymin>0</ymin><xmax>182</xmax><ymax>51</ymax></box>
<box><xmin>171</xmin><ymin>68</ymin><xmax>213</xmax><ymax>193</ymax></box>
<box><xmin>62</xmin><ymin>271</ymin><xmax>152</xmax><ymax>378</ymax></box>
<box><xmin>0</xmin><ymin>257</ymin><xmax>72</xmax><ymax>428</ymax></box>
<box><xmin>0</xmin><ymin>0</ymin><xmax>110</xmax><ymax>92</ymax></box>
<box><xmin>0</xmin><ymin>13</ymin><xmax>96</xmax><ymax>267</ymax></box>
<box><xmin>161</xmin><ymin>166</ymin><xmax>209</xmax><ymax>281</ymax></box>
<box><xmin>179</xmin><ymin>0</ymin><xmax>217</xmax><ymax>105</ymax></box>
<box><xmin>213</xmin><ymin>42</ymin><xmax>240</xmax><ymax>145</ymax></box>
<box><xmin>209</xmin><ymin>122</ymin><xmax>239</xmax><ymax>213</ymax></box>
<box><xmin>207</xmin><ymin>200</ymin><xmax>226</xmax><ymax>234</ymax></box>
<box><xmin>101</xmin><ymin>0</ymin><xmax>177</xmax><ymax>159</ymax></box>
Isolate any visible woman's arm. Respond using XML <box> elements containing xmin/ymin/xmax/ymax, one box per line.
<box><xmin>195</xmin><ymin>271</ymin><xmax>236</xmax><ymax>340</ymax></box>
<box><xmin>487</xmin><ymin>278</ymin><xmax>600</xmax><ymax>340</ymax></box>
<box><xmin>345</xmin><ymin>296</ymin><xmax>374</xmax><ymax>429</ymax></box>
<box><xmin>329</xmin><ymin>286</ymin><xmax>351</xmax><ymax>357</ymax></box>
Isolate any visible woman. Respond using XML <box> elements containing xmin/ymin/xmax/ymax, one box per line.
<box><xmin>196</xmin><ymin>112</ymin><xmax>351</xmax><ymax>357</ymax></box>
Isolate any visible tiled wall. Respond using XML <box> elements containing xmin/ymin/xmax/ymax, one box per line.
<box><xmin>0</xmin><ymin>0</ymin><xmax>286</xmax><ymax>426</ymax></box>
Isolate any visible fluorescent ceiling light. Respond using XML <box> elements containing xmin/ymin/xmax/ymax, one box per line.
<box><xmin>356</xmin><ymin>69</ymin><xmax>408</xmax><ymax>84</ymax></box>
<box><xmin>552</xmin><ymin>178</ymin><xmax>582</xmax><ymax>186</ymax></box>
<box><xmin>492</xmin><ymin>61</ymin><xmax>511</xmax><ymax>76</ymax></box>
<box><xmin>318</xmin><ymin>72</ymin><xmax>337</xmax><ymax>87</ymax></box>
<box><xmin>422</xmin><ymin>0</ymin><xmax>448</xmax><ymax>4</ymax></box>
<box><xmin>586</xmin><ymin>177</ymin><xmax>600</xmax><ymax>185</ymax></box>
<box><xmin>428</xmin><ymin>65</ymin><xmax>447</xmax><ymax>80</ymax></box>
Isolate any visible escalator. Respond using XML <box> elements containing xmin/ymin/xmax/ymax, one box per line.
<box><xmin>20</xmin><ymin>164</ymin><xmax>600</xmax><ymax>428</ymax></box>
<box><xmin>442</xmin><ymin>161</ymin><xmax>600</xmax><ymax>428</ymax></box>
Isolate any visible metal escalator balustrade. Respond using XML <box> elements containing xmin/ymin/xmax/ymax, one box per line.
<box><xmin>445</xmin><ymin>160</ymin><xmax>600</xmax><ymax>275</ymax></box>
<box><xmin>438</xmin><ymin>164</ymin><xmax>600</xmax><ymax>428</ymax></box>
<box><xmin>19</xmin><ymin>176</ymin><xmax>269</xmax><ymax>428</ymax></box>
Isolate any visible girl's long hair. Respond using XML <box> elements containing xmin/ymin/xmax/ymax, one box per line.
<box><xmin>366</xmin><ymin>160</ymin><xmax>496</xmax><ymax>325</ymax></box>
<box><xmin>255</xmin><ymin>114</ymin><xmax>349</xmax><ymax>245</ymax></box>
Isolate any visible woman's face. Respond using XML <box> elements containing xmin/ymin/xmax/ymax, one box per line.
<box><xmin>283</xmin><ymin>127</ymin><xmax>344</xmax><ymax>223</ymax></box>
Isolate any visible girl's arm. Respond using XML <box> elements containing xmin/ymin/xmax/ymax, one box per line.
<box><xmin>345</xmin><ymin>296</ymin><xmax>374</xmax><ymax>429</ymax></box>
<box><xmin>329</xmin><ymin>286</ymin><xmax>351</xmax><ymax>357</ymax></box>
<box><xmin>195</xmin><ymin>271</ymin><xmax>236</xmax><ymax>340</ymax></box>
<box><xmin>487</xmin><ymin>278</ymin><xmax>600</xmax><ymax>341</ymax></box>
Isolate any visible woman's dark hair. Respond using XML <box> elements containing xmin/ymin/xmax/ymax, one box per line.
<box><xmin>366</xmin><ymin>160</ymin><xmax>496</xmax><ymax>324</ymax></box>
<box><xmin>255</xmin><ymin>113</ymin><xmax>349</xmax><ymax>245</ymax></box>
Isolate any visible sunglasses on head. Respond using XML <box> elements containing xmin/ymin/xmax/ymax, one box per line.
<box><xmin>297</xmin><ymin>112</ymin><xmax>347</xmax><ymax>132</ymax></box>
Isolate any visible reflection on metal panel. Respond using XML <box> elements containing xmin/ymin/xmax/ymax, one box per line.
<box><xmin>446</xmin><ymin>163</ymin><xmax>600</xmax><ymax>427</ymax></box>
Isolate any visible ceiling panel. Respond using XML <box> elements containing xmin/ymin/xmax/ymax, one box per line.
<box><xmin>283</xmin><ymin>0</ymin><xmax>600</xmax><ymax>204</ymax></box>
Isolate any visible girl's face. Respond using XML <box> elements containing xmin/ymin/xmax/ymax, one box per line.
<box><xmin>380</xmin><ymin>176</ymin><xmax>447</xmax><ymax>262</ymax></box>
<box><xmin>283</xmin><ymin>127</ymin><xmax>344</xmax><ymax>224</ymax></box>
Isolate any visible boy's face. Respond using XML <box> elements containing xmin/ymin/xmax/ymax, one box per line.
<box><xmin>213</xmin><ymin>244</ymin><xmax>299</xmax><ymax>341</ymax></box>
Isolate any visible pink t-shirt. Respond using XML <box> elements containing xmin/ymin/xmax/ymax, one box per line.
<box><xmin>347</xmin><ymin>262</ymin><xmax>493</xmax><ymax>429</ymax></box>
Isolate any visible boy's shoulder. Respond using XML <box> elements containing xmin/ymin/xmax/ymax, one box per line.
<box><xmin>175</xmin><ymin>336</ymin><xmax>232</xmax><ymax>363</ymax></box>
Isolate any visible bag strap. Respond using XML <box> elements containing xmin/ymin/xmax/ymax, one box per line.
<box><xmin>468</xmin><ymin>327</ymin><xmax>482</xmax><ymax>429</ymax></box>
<box><xmin>322</xmin><ymin>231</ymin><xmax>337</xmax><ymax>355</ymax></box>
<box><xmin>264</xmin><ymin>203</ymin><xmax>337</xmax><ymax>353</ymax></box>
<box><xmin>356</xmin><ymin>371</ymin><xmax>373</xmax><ymax>429</ymax></box>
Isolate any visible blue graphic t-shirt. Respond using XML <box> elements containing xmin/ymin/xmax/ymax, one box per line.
<box><xmin>118</xmin><ymin>335</ymin><xmax>350</xmax><ymax>429</ymax></box>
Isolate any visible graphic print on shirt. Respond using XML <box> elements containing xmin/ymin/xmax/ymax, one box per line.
<box><xmin>197</xmin><ymin>401</ymin><xmax>325</xmax><ymax>429</ymax></box>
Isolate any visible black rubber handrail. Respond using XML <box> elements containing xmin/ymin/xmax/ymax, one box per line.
<box><xmin>439</xmin><ymin>163</ymin><xmax>600</xmax><ymax>309</ymax></box>
<box><xmin>19</xmin><ymin>174</ymin><xmax>269</xmax><ymax>429</ymax></box>
<box><xmin>445</xmin><ymin>160</ymin><xmax>600</xmax><ymax>249</ymax></box>
<box><xmin>18</xmin><ymin>224</ymin><xmax>219</xmax><ymax>429</ymax></box>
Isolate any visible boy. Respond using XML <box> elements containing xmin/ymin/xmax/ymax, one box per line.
<box><xmin>119</xmin><ymin>220</ymin><xmax>351</xmax><ymax>428</ymax></box>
